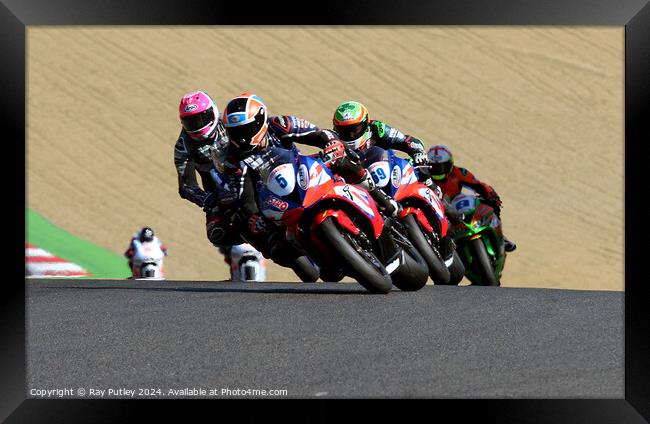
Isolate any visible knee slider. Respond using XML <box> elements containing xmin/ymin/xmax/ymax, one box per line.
<box><xmin>206</xmin><ymin>215</ymin><xmax>228</xmax><ymax>247</ymax></box>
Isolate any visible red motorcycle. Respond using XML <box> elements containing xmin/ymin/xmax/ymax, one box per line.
<box><xmin>362</xmin><ymin>146</ymin><xmax>465</xmax><ymax>285</ymax></box>
<box><xmin>256</xmin><ymin>146</ymin><xmax>429</xmax><ymax>293</ymax></box>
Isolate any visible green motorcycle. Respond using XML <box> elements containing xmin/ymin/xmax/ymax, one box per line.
<box><xmin>448</xmin><ymin>187</ymin><xmax>507</xmax><ymax>286</ymax></box>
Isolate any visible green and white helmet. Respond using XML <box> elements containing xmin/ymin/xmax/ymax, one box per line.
<box><xmin>332</xmin><ymin>101</ymin><xmax>372</xmax><ymax>150</ymax></box>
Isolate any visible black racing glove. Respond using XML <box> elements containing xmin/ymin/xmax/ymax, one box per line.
<box><xmin>248</xmin><ymin>213</ymin><xmax>269</xmax><ymax>237</ymax></box>
<box><xmin>485</xmin><ymin>193</ymin><xmax>502</xmax><ymax>217</ymax></box>
<box><xmin>203</xmin><ymin>171</ymin><xmax>244</xmax><ymax>214</ymax></box>
<box><xmin>412</xmin><ymin>152</ymin><xmax>434</xmax><ymax>187</ymax></box>
<box><xmin>202</xmin><ymin>190</ymin><xmax>219</xmax><ymax>213</ymax></box>
<box><xmin>180</xmin><ymin>184</ymin><xmax>208</xmax><ymax>208</ymax></box>
<box><xmin>413</xmin><ymin>152</ymin><xmax>429</xmax><ymax>168</ymax></box>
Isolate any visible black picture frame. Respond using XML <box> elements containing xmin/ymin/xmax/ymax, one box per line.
<box><xmin>4</xmin><ymin>0</ymin><xmax>649</xmax><ymax>421</ymax></box>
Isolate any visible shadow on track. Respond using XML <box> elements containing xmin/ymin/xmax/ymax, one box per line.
<box><xmin>40</xmin><ymin>284</ymin><xmax>373</xmax><ymax>295</ymax></box>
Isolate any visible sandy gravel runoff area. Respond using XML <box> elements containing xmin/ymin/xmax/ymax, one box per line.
<box><xmin>26</xmin><ymin>27</ymin><xmax>623</xmax><ymax>290</ymax></box>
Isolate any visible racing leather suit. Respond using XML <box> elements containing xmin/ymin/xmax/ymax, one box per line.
<box><xmin>173</xmin><ymin>122</ymin><xmax>228</xmax><ymax>208</ymax></box>
<box><xmin>320</xmin><ymin>120</ymin><xmax>431</xmax><ymax>217</ymax></box>
<box><xmin>433</xmin><ymin>166</ymin><xmax>502</xmax><ymax>218</ymax></box>
<box><xmin>204</xmin><ymin>115</ymin><xmax>325</xmax><ymax>266</ymax></box>
<box><xmin>362</xmin><ymin>120</ymin><xmax>429</xmax><ymax>168</ymax></box>
<box><xmin>174</xmin><ymin>121</ymin><xmax>248</xmax><ymax>262</ymax></box>
<box><xmin>326</xmin><ymin>120</ymin><xmax>430</xmax><ymax>175</ymax></box>
<box><xmin>432</xmin><ymin>165</ymin><xmax>516</xmax><ymax>252</ymax></box>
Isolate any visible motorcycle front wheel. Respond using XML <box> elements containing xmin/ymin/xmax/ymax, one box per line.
<box><xmin>319</xmin><ymin>217</ymin><xmax>392</xmax><ymax>294</ymax></box>
<box><xmin>468</xmin><ymin>238</ymin><xmax>500</xmax><ymax>287</ymax></box>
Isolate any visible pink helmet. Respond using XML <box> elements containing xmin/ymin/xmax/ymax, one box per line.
<box><xmin>179</xmin><ymin>91</ymin><xmax>219</xmax><ymax>141</ymax></box>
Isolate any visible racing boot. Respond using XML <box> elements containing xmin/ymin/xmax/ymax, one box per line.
<box><xmin>489</xmin><ymin>204</ymin><xmax>515</xmax><ymax>252</ymax></box>
<box><xmin>370</xmin><ymin>186</ymin><xmax>402</xmax><ymax>218</ymax></box>
<box><xmin>351</xmin><ymin>167</ymin><xmax>402</xmax><ymax>218</ymax></box>
<box><xmin>503</xmin><ymin>236</ymin><xmax>517</xmax><ymax>252</ymax></box>
<box><xmin>442</xmin><ymin>198</ymin><xmax>465</xmax><ymax>225</ymax></box>
<box><xmin>445</xmin><ymin>207</ymin><xmax>465</xmax><ymax>226</ymax></box>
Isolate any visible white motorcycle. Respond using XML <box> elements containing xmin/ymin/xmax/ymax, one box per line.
<box><xmin>229</xmin><ymin>243</ymin><xmax>266</xmax><ymax>282</ymax></box>
<box><xmin>131</xmin><ymin>240</ymin><xmax>166</xmax><ymax>280</ymax></box>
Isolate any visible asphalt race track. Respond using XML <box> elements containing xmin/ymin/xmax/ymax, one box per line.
<box><xmin>26</xmin><ymin>279</ymin><xmax>623</xmax><ymax>398</ymax></box>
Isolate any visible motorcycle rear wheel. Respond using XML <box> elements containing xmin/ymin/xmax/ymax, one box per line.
<box><xmin>319</xmin><ymin>217</ymin><xmax>392</xmax><ymax>294</ymax></box>
<box><xmin>389</xmin><ymin>240</ymin><xmax>429</xmax><ymax>291</ymax></box>
<box><xmin>402</xmin><ymin>214</ymin><xmax>451</xmax><ymax>285</ymax></box>
<box><xmin>447</xmin><ymin>250</ymin><xmax>466</xmax><ymax>285</ymax></box>
<box><xmin>319</xmin><ymin>268</ymin><xmax>345</xmax><ymax>282</ymax></box>
<box><xmin>468</xmin><ymin>238</ymin><xmax>500</xmax><ymax>286</ymax></box>
<box><xmin>291</xmin><ymin>256</ymin><xmax>320</xmax><ymax>282</ymax></box>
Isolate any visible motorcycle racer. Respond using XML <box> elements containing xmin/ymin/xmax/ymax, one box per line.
<box><xmin>174</xmin><ymin>90</ymin><xmax>228</xmax><ymax>208</ymax></box>
<box><xmin>174</xmin><ymin>90</ymin><xmax>268</xmax><ymax>268</ymax></box>
<box><xmin>124</xmin><ymin>226</ymin><xmax>168</xmax><ymax>272</ymax></box>
<box><xmin>330</xmin><ymin>101</ymin><xmax>432</xmax><ymax>182</ymax></box>
<box><xmin>204</xmin><ymin>92</ymin><xmax>326</xmax><ymax>271</ymax></box>
<box><xmin>316</xmin><ymin>100</ymin><xmax>435</xmax><ymax>219</ymax></box>
<box><xmin>317</xmin><ymin>130</ymin><xmax>404</xmax><ymax>218</ymax></box>
<box><xmin>426</xmin><ymin>144</ymin><xmax>517</xmax><ymax>252</ymax></box>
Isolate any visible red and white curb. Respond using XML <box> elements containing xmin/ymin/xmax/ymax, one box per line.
<box><xmin>25</xmin><ymin>242</ymin><xmax>91</xmax><ymax>277</ymax></box>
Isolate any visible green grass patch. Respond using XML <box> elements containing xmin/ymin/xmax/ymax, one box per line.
<box><xmin>26</xmin><ymin>208</ymin><xmax>129</xmax><ymax>279</ymax></box>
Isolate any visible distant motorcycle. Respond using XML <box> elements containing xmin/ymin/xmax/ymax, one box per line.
<box><xmin>449</xmin><ymin>186</ymin><xmax>506</xmax><ymax>286</ymax></box>
<box><xmin>256</xmin><ymin>145</ymin><xmax>429</xmax><ymax>293</ymax></box>
<box><xmin>130</xmin><ymin>240</ymin><xmax>166</xmax><ymax>280</ymax></box>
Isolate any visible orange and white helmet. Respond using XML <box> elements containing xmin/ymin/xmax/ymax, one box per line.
<box><xmin>222</xmin><ymin>93</ymin><xmax>269</xmax><ymax>153</ymax></box>
<box><xmin>427</xmin><ymin>145</ymin><xmax>454</xmax><ymax>180</ymax></box>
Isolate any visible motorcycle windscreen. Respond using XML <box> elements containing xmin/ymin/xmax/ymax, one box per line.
<box><xmin>298</xmin><ymin>156</ymin><xmax>334</xmax><ymax>207</ymax></box>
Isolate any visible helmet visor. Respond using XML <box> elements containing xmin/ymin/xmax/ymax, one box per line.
<box><xmin>226</xmin><ymin>112</ymin><xmax>266</xmax><ymax>151</ymax></box>
<box><xmin>181</xmin><ymin>108</ymin><xmax>215</xmax><ymax>133</ymax></box>
<box><xmin>429</xmin><ymin>161</ymin><xmax>452</xmax><ymax>178</ymax></box>
<box><xmin>334</xmin><ymin>121</ymin><xmax>368</xmax><ymax>142</ymax></box>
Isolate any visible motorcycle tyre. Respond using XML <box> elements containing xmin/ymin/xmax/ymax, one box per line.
<box><xmin>446</xmin><ymin>250</ymin><xmax>466</xmax><ymax>286</ymax></box>
<box><xmin>402</xmin><ymin>214</ymin><xmax>451</xmax><ymax>285</ymax></box>
<box><xmin>291</xmin><ymin>255</ymin><xmax>320</xmax><ymax>282</ymax></box>
<box><xmin>468</xmin><ymin>238</ymin><xmax>500</xmax><ymax>287</ymax></box>
<box><xmin>320</xmin><ymin>217</ymin><xmax>392</xmax><ymax>294</ymax></box>
<box><xmin>389</xmin><ymin>240</ymin><xmax>430</xmax><ymax>292</ymax></box>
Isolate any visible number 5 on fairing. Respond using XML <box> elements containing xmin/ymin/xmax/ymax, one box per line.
<box><xmin>275</xmin><ymin>174</ymin><xmax>288</xmax><ymax>188</ymax></box>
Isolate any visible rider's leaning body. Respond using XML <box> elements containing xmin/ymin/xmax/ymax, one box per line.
<box><xmin>426</xmin><ymin>144</ymin><xmax>516</xmax><ymax>252</ymax></box>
